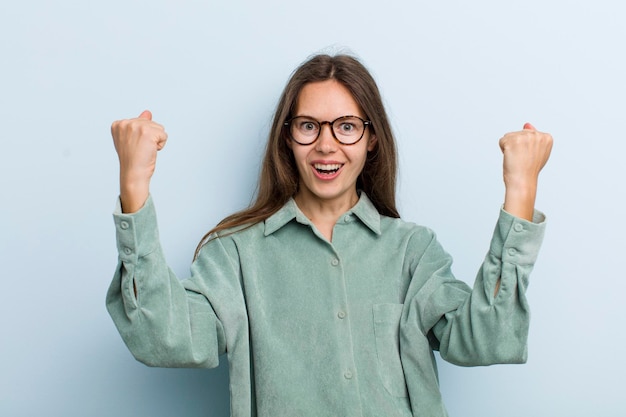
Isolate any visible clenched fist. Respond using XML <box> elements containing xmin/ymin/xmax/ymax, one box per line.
<box><xmin>499</xmin><ymin>123</ymin><xmax>553</xmax><ymax>221</ymax></box>
<box><xmin>111</xmin><ymin>110</ymin><xmax>168</xmax><ymax>213</ymax></box>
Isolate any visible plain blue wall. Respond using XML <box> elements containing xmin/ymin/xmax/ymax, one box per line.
<box><xmin>2</xmin><ymin>1</ymin><xmax>625</xmax><ymax>416</ymax></box>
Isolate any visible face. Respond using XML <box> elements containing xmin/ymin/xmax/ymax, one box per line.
<box><xmin>287</xmin><ymin>80</ymin><xmax>377</xmax><ymax>210</ymax></box>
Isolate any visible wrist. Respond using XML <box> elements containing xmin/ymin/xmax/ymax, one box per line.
<box><xmin>119</xmin><ymin>178</ymin><xmax>150</xmax><ymax>213</ymax></box>
<box><xmin>503</xmin><ymin>172</ymin><xmax>538</xmax><ymax>191</ymax></box>
<box><xmin>503</xmin><ymin>182</ymin><xmax>537</xmax><ymax>221</ymax></box>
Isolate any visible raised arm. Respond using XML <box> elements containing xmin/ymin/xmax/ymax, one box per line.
<box><xmin>107</xmin><ymin>112</ymin><xmax>239</xmax><ymax>370</ymax></box>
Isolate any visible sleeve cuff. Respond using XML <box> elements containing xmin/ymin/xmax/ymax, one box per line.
<box><xmin>490</xmin><ymin>207</ymin><xmax>547</xmax><ymax>265</ymax></box>
<box><xmin>112</xmin><ymin>195</ymin><xmax>160</xmax><ymax>262</ymax></box>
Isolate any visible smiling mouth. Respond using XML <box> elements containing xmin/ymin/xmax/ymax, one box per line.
<box><xmin>313</xmin><ymin>163</ymin><xmax>343</xmax><ymax>175</ymax></box>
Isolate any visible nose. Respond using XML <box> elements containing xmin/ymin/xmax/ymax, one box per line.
<box><xmin>315</xmin><ymin>122</ymin><xmax>337</xmax><ymax>154</ymax></box>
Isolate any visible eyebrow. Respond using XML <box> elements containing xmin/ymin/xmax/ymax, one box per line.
<box><xmin>290</xmin><ymin>114</ymin><xmax>365</xmax><ymax>121</ymax></box>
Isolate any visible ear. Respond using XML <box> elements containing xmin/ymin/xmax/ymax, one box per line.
<box><xmin>367</xmin><ymin>134</ymin><xmax>377</xmax><ymax>152</ymax></box>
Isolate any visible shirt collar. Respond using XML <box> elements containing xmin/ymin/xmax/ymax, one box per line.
<box><xmin>264</xmin><ymin>192</ymin><xmax>382</xmax><ymax>236</ymax></box>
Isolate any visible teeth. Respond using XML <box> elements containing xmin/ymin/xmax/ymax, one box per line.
<box><xmin>314</xmin><ymin>163</ymin><xmax>342</xmax><ymax>171</ymax></box>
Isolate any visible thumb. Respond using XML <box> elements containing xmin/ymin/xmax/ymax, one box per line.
<box><xmin>138</xmin><ymin>110</ymin><xmax>152</xmax><ymax>120</ymax></box>
<box><xmin>523</xmin><ymin>122</ymin><xmax>536</xmax><ymax>131</ymax></box>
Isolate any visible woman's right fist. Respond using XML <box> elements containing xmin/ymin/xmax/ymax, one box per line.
<box><xmin>111</xmin><ymin>110</ymin><xmax>168</xmax><ymax>212</ymax></box>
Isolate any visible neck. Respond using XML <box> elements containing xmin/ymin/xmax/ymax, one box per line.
<box><xmin>294</xmin><ymin>189</ymin><xmax>359</xmax><ymax>241</ymax></box>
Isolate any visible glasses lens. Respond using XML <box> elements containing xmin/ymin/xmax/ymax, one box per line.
<box><xmin>290</xmin><ymin>117</ymin><xmax>319</xmax><ymax>145</ymax></box>
<box><xmin>332</xmin><ymin>116</ymin><xmax>365</xmax><ymax>144</ymax></box>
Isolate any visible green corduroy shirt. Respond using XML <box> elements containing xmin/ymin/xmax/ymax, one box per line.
<box><xmin>107</xmin><ymin>193</ymin><xmax>546</xmax><ymax>417</ymax></box>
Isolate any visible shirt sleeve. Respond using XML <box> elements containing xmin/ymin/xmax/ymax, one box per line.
<box><xmin>105</xmin><ymin>195</ymin><xmax>244</xmax><ymax>368</ymax></box>
<box><xmin>400</xmin><ymin>207</ymin><xmax>547</xmax><ymax>367</ymax></box>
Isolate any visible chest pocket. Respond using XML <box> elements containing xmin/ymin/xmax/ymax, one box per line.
<box><xmin>373</xmin><ymin>303</ymin><xmax>408</xmax><ymax>398</ymax></box>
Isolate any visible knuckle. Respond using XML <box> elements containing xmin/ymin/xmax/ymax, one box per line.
<box><xmin>111</xmin><ymin>119</ymin><xmax>123</xmax><ymax>131</ymax></box>
<box><xmin>137</xmin><ymin>124</ymin><xmax>149</xmax><ymax>135</ymax></box>
<box><xmin>119</xmin><ymin>119</ymin><xmax>134</xmax><ymax>132</ymax></box>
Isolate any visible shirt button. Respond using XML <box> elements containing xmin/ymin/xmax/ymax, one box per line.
<box><xmin>124</xmin><ymin>247</ymin><xmax>133</xmax><ymax>255</ymax></box>
<box><xmin>344</xmin><ymin>215</ymin><xmax>351</xmax><ymax>223</ymax></box>
<box><xmin>331</xmin><ymin>258</ymin><xmax>339</xmax><ymax>266</ymax></box>
<box><xmin>344</xmin><ymin>370</ymin><xmax>353</xmax><ymax>380</ymax></box>
<box><xmin>120</xmin><ymin>221</ymin><xmax>129</xmax><ymax>230</ymax></box>
<box><xmin>337</xmin><ymin>310</ymin><xmax>346</xmax><ymax>319</ymax></box>
<box><xmin>514</xmin><ymin>223</ymin><xmax>524</xmax><ymax>232</ymax></box>
<box><xmin>508</xmin><ymin>248</ymin><xmax>517</xmax><ymax>256</ymax></box>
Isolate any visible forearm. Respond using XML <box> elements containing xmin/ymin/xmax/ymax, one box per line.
<box><xmin>503</xmin><ymin>179</ymin><xmax>538</xmax><ymax>222</ymax></box>
<box><xmin>119</xmin><ymin>176</ymin><xmax>150</xmax><ymax>213</ymax></box>
<box><xmin>429</xmin><ymin>209</ymin><xmax>546</xmax><ymax>366</ymax></box>
<box><xmin>107</xmin><ymin>197</ymin><xmax>225</xmax><ymax>368</ymax></box>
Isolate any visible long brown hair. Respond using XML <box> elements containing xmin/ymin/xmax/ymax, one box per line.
<box><xmin>194</xmin><ymin>54</ymin><xmax>399</xmax><ymax>259</ymax></box>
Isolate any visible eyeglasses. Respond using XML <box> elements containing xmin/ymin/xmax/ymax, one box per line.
<box><xmin>284</xmin><ymin>115</ymin><xmax>371</xmax><ymax>145</ymax></box>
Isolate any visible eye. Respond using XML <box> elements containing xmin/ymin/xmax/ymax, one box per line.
<box><xmin>294</xmin><ymin>118</ymin><xmax>319</xmax><ymax>136</ymax></box>
<box><xmin>301</xmin><ymin>122</ymin><xmax>317</xmax><ymax>131</ymax></box>
<box><xmin>338</xmin><ymin>122</ymin><xmax>356</xmax><ymax>133</ymax></box>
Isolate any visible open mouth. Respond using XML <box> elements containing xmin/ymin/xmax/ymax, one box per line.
<box><xmin>313</xmin><ymin>163</ymin><xmax>343</xmax><ymax>175</ymax></box>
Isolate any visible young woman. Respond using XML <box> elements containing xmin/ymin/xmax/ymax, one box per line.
<box><xmin>107</xmin><ymin>54</ymin><xmax>552</xmax><ymax>417</ymax></box>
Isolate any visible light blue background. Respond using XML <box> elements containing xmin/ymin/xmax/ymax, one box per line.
<box><xmin>1</xmin><ymin>1</ymin><xmax>624</xmax><ymax>416</ymax></box>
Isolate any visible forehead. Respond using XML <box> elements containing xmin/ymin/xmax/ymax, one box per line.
<box><xmin>295</xmin><ymin>80</ymin><xmax>364</xmax><ymax>119</ymax></box>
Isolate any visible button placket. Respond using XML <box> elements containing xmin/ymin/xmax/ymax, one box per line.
<box><xmin>327</xmin><ymin>235</ymin><xmax>362</xmax><ymax>414</ymax></box>
<box><xmin>325</xmin><ymin>243</ymin><xmax>360</xmax><ymax>408</ymax></box>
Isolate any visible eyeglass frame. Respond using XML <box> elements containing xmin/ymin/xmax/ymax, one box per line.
<box><xmin>283</xmin><ymin>115</ymin><xmax>372</xmax><ymax>146</ymax></box>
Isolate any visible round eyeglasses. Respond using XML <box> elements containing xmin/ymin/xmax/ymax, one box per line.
<box><xmin>284</xmin><ymin>115</ymin><xmax>371</xmax><ymax>145</ymax></box>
